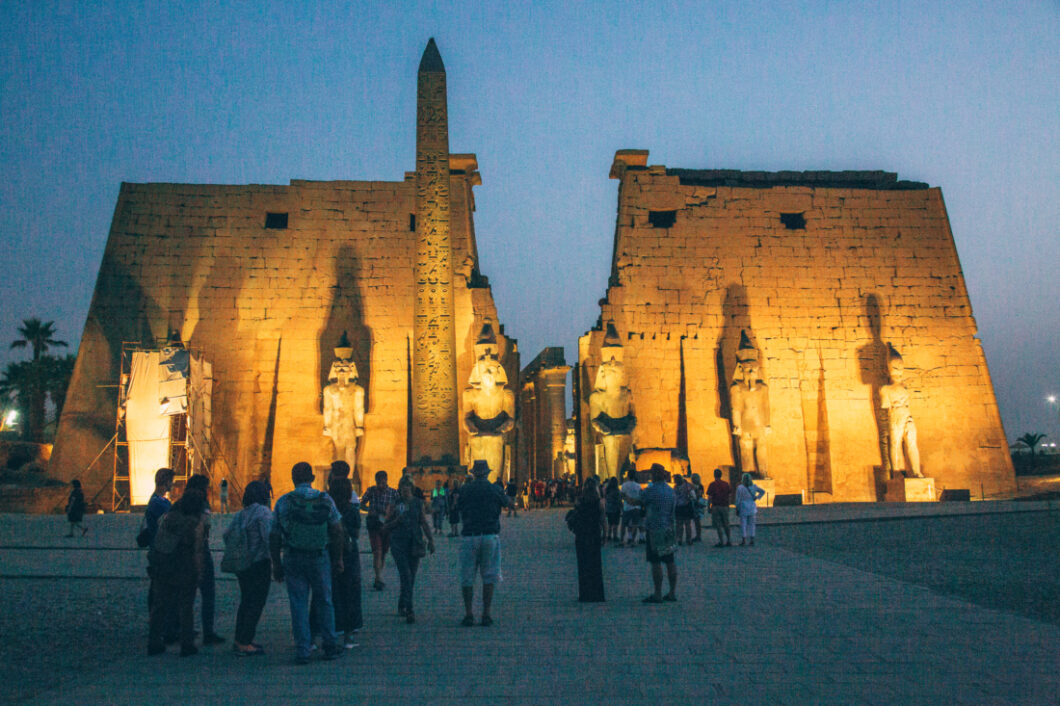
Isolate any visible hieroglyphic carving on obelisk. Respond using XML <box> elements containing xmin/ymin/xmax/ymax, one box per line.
<box><xmin>411</xmin><ymin>38</ymin><xmax>459</xmax><ymax>463</ymax></box>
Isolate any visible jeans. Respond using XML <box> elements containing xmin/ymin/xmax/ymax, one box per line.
<box><xmin>234</xmin><ymin>559</ymin><xmax>271</xmax><ymax>645</ymax></box>
<box><xmin>284</xmin><ymin>551</ymin><xmax>338</xmax><ymax>658</ymax></box>
<box><xmin>199</xmin><ymin>550</ymin><xmax>216</xmax><ymax>635</ymax></box>
<box><xmin>710</xmin><ymin>507</ymin><xmax>731</xmax><ymax>543</ymax></box>
<box><xmin>390</xmin><ymin>535</ymin><xmax>421</xmax><ymax>615</ymax></box>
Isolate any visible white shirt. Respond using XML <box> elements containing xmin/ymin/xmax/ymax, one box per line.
<box><xmin>620</xmin><ymin>480</ymin><xmax>642</xmax><ymax>511</ymax></box>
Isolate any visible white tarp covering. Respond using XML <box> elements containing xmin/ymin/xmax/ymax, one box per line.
<box><xmin>159</xmin><ymin>347</ymin><xmax>190</xmax><ymax>416</ymax></box>
<box><xmin>127</xmin><ymin>351</ymin><xmax>171</xmax><ymax>505</ymax></box>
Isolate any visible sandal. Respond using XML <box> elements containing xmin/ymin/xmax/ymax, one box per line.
<box><xmin>642</xmin><ymin>595</ymin><xmax>663</xmax><ymax>604</ymax></box>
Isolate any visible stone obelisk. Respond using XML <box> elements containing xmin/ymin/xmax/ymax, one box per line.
<box><xmin>411</xmin><ymin>38</ymin><xmax>459</xmax><ymax>465</ymax></box>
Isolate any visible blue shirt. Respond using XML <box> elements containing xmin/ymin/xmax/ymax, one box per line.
<box><xmin>269</xmin><ymin>483</ymin><xmax>341</xmax><ymax>543</ymax></box>
<box><xmin>641</xmin><ymin>481</ymin><xmax>676</xmax><ymax>532</ymax></box>
<box><xmin>457</xmin><ymin>478</ymin><xmax>511</xmax><ymax>535</ymax></box>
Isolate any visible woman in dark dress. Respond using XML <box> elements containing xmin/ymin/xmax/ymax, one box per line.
<box><xmin>572</xmin><ymin>478</ymin><xmax>605</xmax><ymax>602</ymax></box>
<box><xmin>329</xmin><ymin>476</ymin><xmax>363</xmax><ymax>647</ymax></box>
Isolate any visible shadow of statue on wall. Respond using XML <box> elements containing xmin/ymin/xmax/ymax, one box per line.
<box><xmin>857</xmin><ymin>293</ymin><xmax>890</xmax><ymax>500</ymax></box>
<box><xmin>811</xmin><ymin>348</ymin><xmax>833</xmax><ymax>495</ymax></box>
<box><xmin>321</xmin><ymin>245</ymin><xmax>372</xmax><ymax>480</ymax></box>
<box><xmin>715</xmin><ymin>283</ymin><xmax>753</xmax><ymax>471</ymax></box>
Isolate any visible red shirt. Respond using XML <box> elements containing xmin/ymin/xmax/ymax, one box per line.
<box><xmin>706</xmin><ymin>479</ymin><xmax>732</xmax><ymax>508</ymax></box>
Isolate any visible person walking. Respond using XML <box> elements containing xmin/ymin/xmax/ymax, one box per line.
<box><xmin>673</xmin><ymin>474</ymin><xmax>695</xmax><ymax>546</ymax></box>
<box><xmin>431</xmin><ymin>480</ymin><xmax>448</xmax><ymax>533</ymax></box>
<box><xmin>64</xmin><ymin>479</ymin><xmax>87</xmax><ymax>537</ymax></box>
<box><xmin>706</xmin><ymin>468</ymin><xmax>733</xmax><ymax>547</ymax></box>
<box><xmin>571</xmin><ymin>478</ymin><xmax>605</xmax><ymax>602</ymax></box>
<box><xmin>457</xmin><ymin>460</ymin><xmax>511</xmax><ymax>626</ymax></box>
<box><xmin>619</xmin><ymin>467</ymin><xmax>642</xmax><ymax>547</ymax></box>
<box><xmin>383</xmin><ymin>477</ymin><xmax>435</xmax><ymax>624</ymax></box>
<box><xmin>147</xmin><ymin>487</ymin><xmax>207</xmax><ymax>656</ymax></box>
<box><xmin>185</xmin><ymin>474</ymin><xmax>225</xmax><ymax>646</ymax></box>
<box><xmin>361</xmin><ymin>470</ymin><xmax>400</xmax><ymax>590</ymax></box>
<box><xmin>690</xmin><ymin>473</ymin><xmax>706</xmax><ymax>543</ymax></box>
<box><xmin>219</xmin><ymin>478</ymin><xmax>229</xmax><ymax>515</ymax></box>
<box><xmin>269</xmin><ymin>462</ymin><xmax>345</xmax><ymax>664</ymax></box>
<box><xmin>734</xmin><ymin>473</ymin><xmax>766</xmax><ymax>546</ymax></box>
<box><xmin>225</xmin><ymin>481</ymin><xmax>272</xmax><ymax>656</ymax></box>
<box><xmin>632</xmin><ymin>464</ymin><xmax>677</xmax><ymax>604</ymax></box>
<box><xmin>505</xmin><ymin>479</ymin><xmax>519</xmax><ymax>517</ymax></box>
<box><xmin>602</xmin><ymin>477</ymin><xmax>622</xmax><ymax>543</ymax></box>
<box><xmin>448</xmin><ymin>477</ymin><xmax>464</xmax><ymax>536</ymax></box>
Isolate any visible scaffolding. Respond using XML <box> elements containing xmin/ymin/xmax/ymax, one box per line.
<box><xmin>111</xmin><ymin>341</ymin><xmax>192</xmax><ymax>511</ymax></box>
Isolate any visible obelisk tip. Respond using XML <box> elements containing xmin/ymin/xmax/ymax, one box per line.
<box><xmin>419</xmin><ymin>37</ymin><xmax>445</xmax><ymax>74</ymax></box>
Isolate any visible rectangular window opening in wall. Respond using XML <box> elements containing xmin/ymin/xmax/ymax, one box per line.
<box><xmin>264</xmin><ymin>212</ymin><xmax>288</xmax><ymax>229</ymax></box>
<box><xmin>780</xmin><ymin>212</ymin><xmax>806</xmax><ymax>230</ymax></box>
<box><xmin>409</xmin><ymin>213</ymin><xmax>416</xmax><ymax>232</ymax></box>
<box><xmin>648</xmin><ymin>210</ymin><xmax>677</xmax><ymax>228</ymax></box>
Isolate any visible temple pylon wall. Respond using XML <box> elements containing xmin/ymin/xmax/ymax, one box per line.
<box><xmin>578</xmin><ymin>151</ymin><xmax>1015</xmax><ymax>501</ymax></box>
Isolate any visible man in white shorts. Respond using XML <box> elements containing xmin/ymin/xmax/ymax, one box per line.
<box><xmin>456</xmin><ymin>460</ymin><xmax>511</xmax><ymax>626</ymax></box>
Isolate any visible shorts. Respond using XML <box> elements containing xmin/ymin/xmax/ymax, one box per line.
<box><xmin>675</xmin><ymin>503</ymin><xmax>695</xmax><ymax>521</ymax></box>
<box><xmin>606</xmin><ymin>510</ymin><xmax>621</xmax><ymax>525</ymax></box>
<box><xmin>645</xmin><ymin>529</ymin><xmax>676</xmax><ymax>565</ymax></box>
<box><xmin>621</xmin><ymin>509</ymin><xmax>640</xmax><ymax>526</ymax></box>
<box><xmin>369</xmin><ymin>528</ymin><xmax>390</xmax><ymax>556</ymax></box>
<box><xmin>460</xmin><ymin>534</ymin><xmax>502</xmax><ymax>587</ymax></box>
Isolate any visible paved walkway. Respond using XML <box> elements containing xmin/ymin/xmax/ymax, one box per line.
<box><xmin>1</xmin><ymin>501</ymin><xmax>1059</xmax><ymax>704</ymax></box>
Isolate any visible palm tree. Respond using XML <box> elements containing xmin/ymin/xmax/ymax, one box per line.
<box><xmin>44</xmin><ymin>354</ymin><xmax>77</xmax><ymax>424</ymax></box>
<box><xmin>11</xmin><ymin>318</ymin><xmax>67</xmax><ymax>361</ymax></box>
<box><xmin>0</xmin><ymin>360</ymin><xmax>45</xmax><ymax>441</ymax></box>
<box><xmin>1017</xmin><ymin>432</ymin><xmax>1046</xmax><ymax>456</ymax></box>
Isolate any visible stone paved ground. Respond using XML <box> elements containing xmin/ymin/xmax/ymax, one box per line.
<box><xmin>1</xmin><ymin>501</ymin><xmax>1059</xmax><ymax>704</ymax></box>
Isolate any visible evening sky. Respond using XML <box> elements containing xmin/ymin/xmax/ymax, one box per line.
<box><xmin>1</xmin><ymin>1</ymin><xmax>1057</xmax><ymax>441</ymax></box>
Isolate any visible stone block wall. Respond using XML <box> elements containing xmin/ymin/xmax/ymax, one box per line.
<box><xmin>578</xmin><ymin>154</ymin><xmax>1015</xmax><ymax>501</ymax></box>
<box><xmin>52</xmin><ymin>167</ymin><xmax>513</xmax><ymax>501</ymax></box>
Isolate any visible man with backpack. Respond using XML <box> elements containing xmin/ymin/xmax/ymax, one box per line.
<box><xmin>269</xmin><ymin>462</ymin><xmax>346</xmax><ymax>664</ymax></box>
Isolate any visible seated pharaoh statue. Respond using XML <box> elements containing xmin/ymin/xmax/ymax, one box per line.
<box><xmin>729</xmin><ymin>330</ymin><xmax>771</xmax><ymax>479</ymax></box>
<box><xmin>322</xmin><ymin>332</ymin><xmax>365</xmax><ymax>473</ymax></box>
<box><xmin>880</xmin><ymin>344</ymin><xmax>922</xmax><ymax>478</ymax></box>
<box><xmin>463</xmin><ymin>322</ymin><xmax>515</xmax><ymax>482</ymax></box>
<box><xmin>588</xmin><ymin>322</ymin><xmax>636</xmax><ymax>480</ymax></box>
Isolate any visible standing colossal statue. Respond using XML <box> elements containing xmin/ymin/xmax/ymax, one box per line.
<box><xmin>880</xmin><ymin>344</ymin><xmax>922</xmax><ymax>478</ymax></box>
<box><xmin>463</xmin><ymin>322</ymin><xmax>515</xmax><ymax>482</ymax></box>
<box><xmin>323</xmin><ymin>332</ymin><xmax>365</xmax><ymax>473</ymax></box>
<box><xmin>729</xmin><ymin>330</ymin><xmax>771</xmax><ymax>479</ymax></box>
<box><xmin>588</xmin><ymin>322</ymin><xmax>636</xmax><ymax>480</ymax></box>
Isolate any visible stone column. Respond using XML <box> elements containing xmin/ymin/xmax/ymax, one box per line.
<box><xmin>411</xmin><ymin>38</ymin><xmax>459</xmax><ymax>464</ymax></box>
<box><xmin>521</xmin><ymin>348</ymin><xmax>570</xmax><ymax>481</ymax></box>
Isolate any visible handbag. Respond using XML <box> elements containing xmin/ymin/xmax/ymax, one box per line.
<box><xmin>220</xmin><ymin>516</ymin><xmax>253</xmax><ymax>574</ymax></box>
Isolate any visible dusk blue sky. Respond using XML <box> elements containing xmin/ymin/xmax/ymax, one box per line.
<box><xmin>1</xmin><ymin>1</ymin><xmax>1057</xmax><ymax>442</ymax></box>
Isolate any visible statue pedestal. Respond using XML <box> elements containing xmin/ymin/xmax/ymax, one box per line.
<box><xmin>756</xmin><ymin>479</ymin><xmax>776</xmax><ymax>507</ymax></box>
<box><xmin>885</xmin><ymin>477</ymin><xmax>936</xmax><ymax>502</ymax></box>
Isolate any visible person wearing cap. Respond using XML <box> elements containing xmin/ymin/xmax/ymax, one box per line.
<box><xmin>456</xmin><ymin>460</ymin><xmax>511</xmax><ymax>626</ymax></box>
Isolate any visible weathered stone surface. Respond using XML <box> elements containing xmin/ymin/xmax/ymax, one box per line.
<box><xmin>578</xmin><ymin>150</ymin><xmax>1015</xmax><ymax>502</ymax></box>
<box><xmin>412</xmin><ymin>37</ymin><xmax>460</xmax><ymax>465</ymax></box>
<box><xmin>49</xmin><ymin>44</ymin><xmax>514</xmax><ymax>501</ymax></box>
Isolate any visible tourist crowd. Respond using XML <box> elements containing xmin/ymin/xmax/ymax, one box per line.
<box><xmin>140</xmin><ymin>459</ymin><xmax>510</xmax><ymax>662</ymax></box>
<box><xmin>136</xmin><ymin>459</ymin><xmax>762</xmax><ymax>662</ymax></box>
